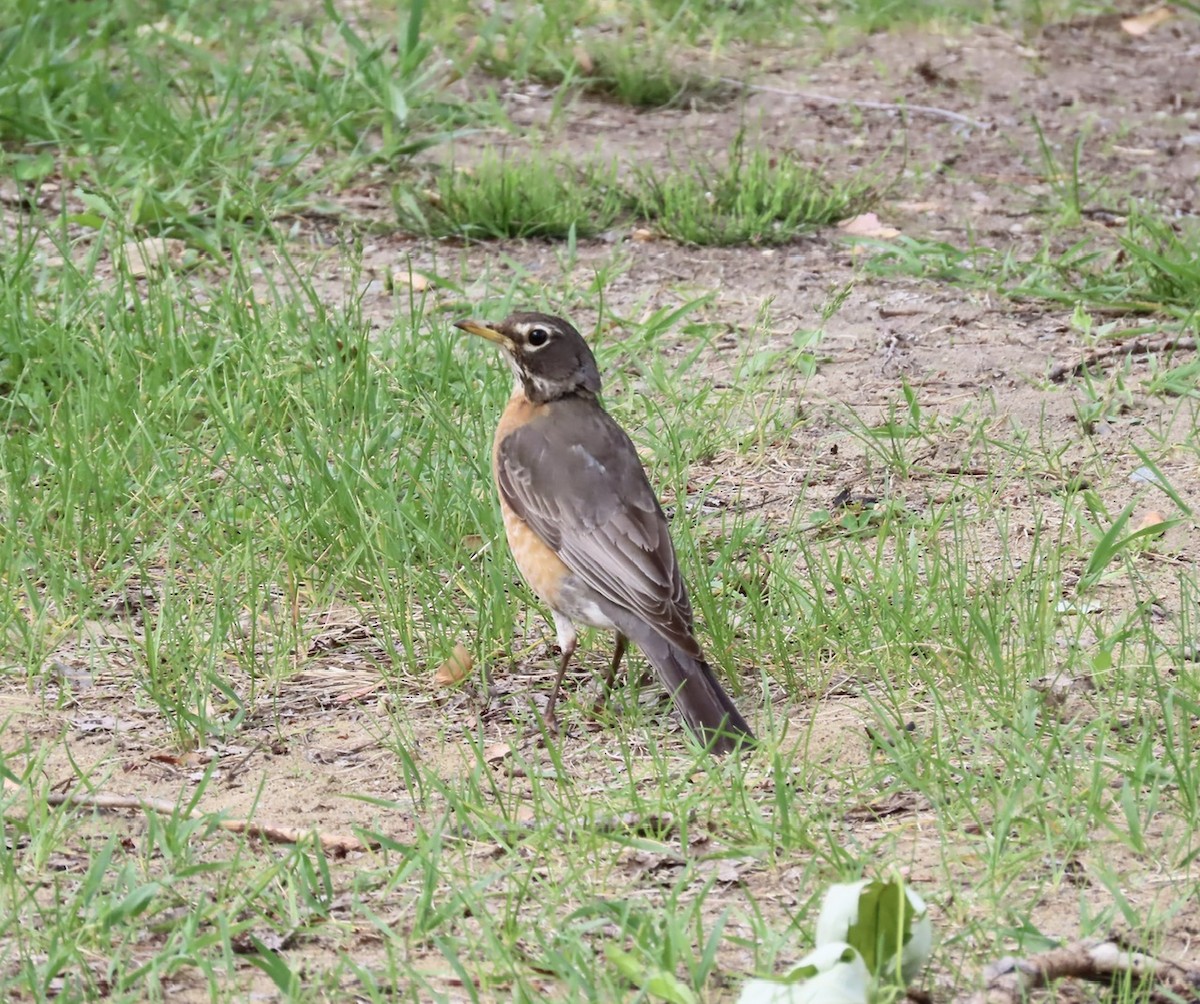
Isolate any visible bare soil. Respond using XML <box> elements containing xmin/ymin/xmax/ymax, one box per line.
<box><xmin>7</xmin><ymin>14</ymin><xmax>1200</xmax><ymax>1002</ymax></box>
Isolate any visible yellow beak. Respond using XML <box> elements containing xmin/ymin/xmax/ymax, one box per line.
<box><xmin>454</xmin><ymin>319</ymin><xmax>515</xmax><ymax>351</ymax></box>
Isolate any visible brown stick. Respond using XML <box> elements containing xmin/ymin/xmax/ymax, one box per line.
<box><xmin>45</xmin><ymin>791</ymin><xmax>377</xmax><ymax>857</ymax></box>
<box><xmin>958</xmin><ymin>938</ymin><xmax>1200</xmax><ymax>1003</ymax></box>
<box><xmin>1049</xmin><ymin>336</ymin><xmax>1198</xmax><ymax>382</ymax></box>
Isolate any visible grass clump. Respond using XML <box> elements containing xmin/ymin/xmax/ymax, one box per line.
<box><xmin>452</xmin><ymin>0</ymin><xmax>805</xmax><ymax>97</ymax></box>
<box><xmin>399</xmin><ymin>153</ymin><xmax>631</xmax><ymax>239</ymax></box>
<box><xmin>636</xmin><ymin>135</ymin><xmax>875</xmax><ymax>245</ymax></box>
<box><xmin>867</xmin><ymin>212</ymin><xmax>1200</xmax><ymax>325</ymax></box>
<box><xmin>400</xmin><ymin>135</ymin><xmax>873</xmax><ymax>245</ymax></box>
<box><xmin>475</xmin><ymin>32</ymin><xmax>734</xmax><ymax>109</ymax></box>
<box><xmin>579</xmin><ymin>38</ymin><xmax>737</xmax><ymax>108</ymax></box>
<box><xmin>1119</xmin><ymin>214</ymin><xmax>1200</xmax><ymax>316</ymax></box>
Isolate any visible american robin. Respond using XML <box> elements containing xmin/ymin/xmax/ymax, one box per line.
<box><xmin>455</xmin><ymin>311</ymin><xmax>755</xmax><ymax>755</ymax></box>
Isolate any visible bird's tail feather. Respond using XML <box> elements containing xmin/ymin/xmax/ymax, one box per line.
<box><xmin>634</xmin><ymin>631</ymin><xmax>755</xmax><ymax>755</ymax></box>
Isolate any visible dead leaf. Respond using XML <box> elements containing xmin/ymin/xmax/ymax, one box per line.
<box><xmin>1137</xmin><ymin>510</ymin><xmax>1167</xmax><ymax>534</ymax></box>
<box><xmin>120</xmin><ymin>237</ymin><xmax>189</xmax><ymax>277</ymax></box>
<box><xmin>1120</xmin><ymin>4</ymin><xmax>1175</xmax><ymax>35</ymax></box>
<box><xmin>231</xmin><ymin>928</ymin><xmax>296</xmax><ymax>954</ymax></box>
<box><xmin>389</xmin><ymin>269</ymin><xmax>434</xmax><ymax>293</ymax></box>
<box><xmin>836</xmin><ymin>213</ymin><xmax>901</xmax><ymax>239</ymax></box>
<box><xmin>483</xmin><ymin>742</ymin><xmax>513</xmax><ymax>764</ymax></box>
<box><xmin>46</xmin><ymin>853</ymin><xmax>90</xmax><ymax>873</ymax></box>
<box><xmin>630</xmin><ymin>228</ymin><xmax>655</xmax><ymax>242</ymax></box>
<box><xmin>696</xmin><ymin>856</ymin><xmax>755</xmax><ymax>885</ymax></box>
<box><xmin>573</xmin><ymin>44</ymin><xmax>594</xmax><ymax>74</ymax></box>
<box><xmin>434</xmin><ymin>643</ymin><xmax>473</xmax><ymax>687</ymax></box>
<box><xmin>615</xmin><ymin>812</ymin><xmax>678</xmax><ymax>839</ymax></box>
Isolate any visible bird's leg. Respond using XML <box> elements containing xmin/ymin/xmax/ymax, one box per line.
<box><xmin>544</xmin><ymin>613</ymin><xmax>578</xmax><ymax>734</ymax></box>
<box><xmin>593</xmin><ymin>632</ymin><xmax>628</xmax><ymax>715</ymax></box>
<box><xmin>543</xmin><ymin>639</ymin><xmax>575</xmax><ymax>733</ymax></box>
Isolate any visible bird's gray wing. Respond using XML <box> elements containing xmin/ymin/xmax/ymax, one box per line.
<box><xmin>496</xmin><ymin>397</ymin><xmax>698</xmax><ymax>654</ymax></box>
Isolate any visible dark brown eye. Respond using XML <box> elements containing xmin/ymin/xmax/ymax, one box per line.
<box><xmin>527</xmin><ymin>327</ymin><xmax>549</xmax><ymax>347</ymax></box>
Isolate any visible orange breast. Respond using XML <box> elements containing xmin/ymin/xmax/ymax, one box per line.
<box><xmin>493</xmin><ymin>391</ymin><xmax>572</xmax><ymax>609</ymax></box>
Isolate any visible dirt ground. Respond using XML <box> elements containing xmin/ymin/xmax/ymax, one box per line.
<box><xmin>6</xmin><ymin>12</ymin><xmax>1200</xmax><ymax>1002</ymax></box>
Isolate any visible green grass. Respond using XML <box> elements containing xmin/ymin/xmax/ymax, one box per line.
<box><xmin>399</xmin><ymin>153</ymin><xmax>631</xmax><ymax>239</ymax></box>
<box><xmin>402</xmin><ymin>136</ymin><xmax>875</xmax><ymax>244</ymax></box>
<box><xmin>0</xmin><ymin>0</ymin><xmax>461</xmax><ymax>243</ymax></box>
<box><xmin>438</xmin><ymin>0</ymin><xmax>1112</xmax><ymax>83</ymax></box>
<box><xmin>442</xmin><ymin>0</ymin><xmax>813</xmax><ymax>82</ymax></box>
<box><xmin>1</xmin><ymin>0</ymin><xmax>1199</xmax><ymax>1000</ymax></box>
<box><xmin>635</xmin><ymin>134</ymin><xmax>876</xmax><ymax>245</ymax></box>
<box><xmin>468</xmin><ymin>25</ymin><xmax>735</xmax><ymax>109</ymax></box>
<box><xmin>577</xmin><ymin>38</ymin><xmax>737</xmax><ymax>108</ymax></box>
<box><xmin>865</xmin><ymin>211</ymin><xmax>1200</xmax><ymax>327</ymax></box>
<box><xmin>3</xmin><ymin>233</ymin><xmax>1198</xmax><ymax>997</ymax></box>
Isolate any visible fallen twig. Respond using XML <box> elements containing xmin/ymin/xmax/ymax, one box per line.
<box><xmin>1049</xmin><ymin>336</ymin><xmax>1198</xmax><ymax>382</ymax></box>
<box><xmin>717</xmin><ymin>77</ymin><xmax>987</xmax><ymax>129</ymax></box>
<box><xmin>957</xmin><ymin>937</ymin><xmax>1200</xmax><ymax>1003</ymax></box>
<box><xmin>46</xmin><ymin>791</ymin><xmax>377</xmax><ymax>857</ymax></box>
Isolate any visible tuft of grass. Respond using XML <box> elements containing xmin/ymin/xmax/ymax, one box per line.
<box><xmin>1030</xmin><ymin>117</ymin><xmax>1089</xmax><ymax>227</ymax></box>
<box><xmin>0</xmin><ymin>233</ymin><xmax>509</xmax><ymax>742</ymax></box>
<box><xmin>398</xmin><ymin>153</ymin><xmax>632</xmax><ymax>239</ymax></box>
<box><xmin>578</xmin><ymin>37</ymin><xmax>737</xmax><ymax>108</ymax></box>
<box><xmin>450</xmin><ymin>0</ymin><xmax>811</xmax><ymax>96</ymax></box>
<box><xmin>401</xmin><ymin>134</ymin><xmax>873</xmax><ymax>245</ymax></box>
<box><xmin>1119</xmin><ymin>214</ymin><xmax>1200</xmax><ymax>316</ymax></box>
<box><xmin>457</xmin><ymin>0</ymin><xmax>587</xmax><ymax>85</ymax></box>
<box><xmin>471</xmin><ymin>32</ymin><xmax>733</xmax><ymax>109</ymax></box>
<box><xmin>867</xmin><ymin>212</ymin><xmax>1200</xmax><ymax>326</ymax></box>
<box><xmin>0</xmin><ymin>761</ymin><xmax>345</xmax><ymax>1001</ymax></box>
<box><xmin>635</xmin><ymin>134</ymin><xmax>875</xmax><ymax>245</ymax></box>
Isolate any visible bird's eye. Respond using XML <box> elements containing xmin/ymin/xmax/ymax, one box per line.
<box><xmin>527</xmin><ymin>327</ymin><xmax>550</xmax><ymax>347</ymax></box>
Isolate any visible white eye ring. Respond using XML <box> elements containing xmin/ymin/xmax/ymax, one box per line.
<box><xmin>527</xmin><ymin>327</ymin><xmax>550</xmax><ymax>347</ymax></box>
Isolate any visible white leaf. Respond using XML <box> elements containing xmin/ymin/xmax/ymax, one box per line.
<box><xmin>815</xmin><ymin>879</ymin><xmax>933</xmax><ymax>984</ymax></box>
<box><xmin>737</xmin><ymin>944</ymin><xmax>871</xmax><ymax>1004</ymax></box>
<box><xmin>815</xmin><ymin>880</ymin><xmax>871</xmax><ymax>947</ymax></box>
<box><xmin>902</xmin><ymin>889</ymin><xmax>934</xmax><ymax>983</ymax></box>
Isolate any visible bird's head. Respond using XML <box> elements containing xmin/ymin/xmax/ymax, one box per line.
<box><xmin>454</xmin><ymin>311</ymin><xmax>602</xmax><ymax>403</ymax></box>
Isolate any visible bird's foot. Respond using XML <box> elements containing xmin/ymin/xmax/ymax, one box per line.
<box><xmin>535</xmin><ymin>693</ymin><xmax>566</xmax><ymax>740</ymax></box>
<box><xmin>588</xmin><ymin>691</ymin><xmax>616</xmax><ymax>723</ymax></box>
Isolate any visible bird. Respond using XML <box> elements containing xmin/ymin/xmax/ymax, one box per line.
<box><xmin>455</xmin><ymin>311</ymin><xmax>755</xmax><ymax>755</ymax></box>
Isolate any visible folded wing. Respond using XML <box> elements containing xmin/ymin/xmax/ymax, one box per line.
<box><xmin>495</xmin><ymin>396</ymin><xmax>699</xmax><ymax>656</ymax></box>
